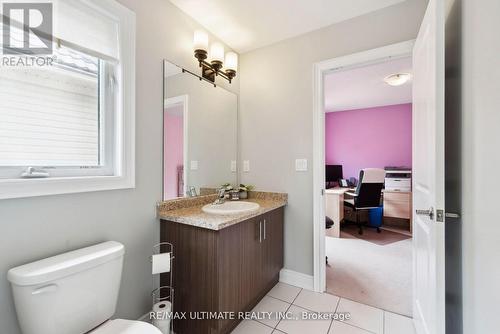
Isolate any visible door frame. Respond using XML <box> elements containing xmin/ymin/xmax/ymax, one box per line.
<box><xmin>312</xmin><ymin>40</ymin><xmax>416</xmax><ymax>293</ymax></box>
<box><xmin>163</xmin><ymin>94</ymin><xmax>189</xmax><ymax>199</ymax></box>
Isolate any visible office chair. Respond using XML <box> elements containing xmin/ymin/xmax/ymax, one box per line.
<box><xmin>344</xmin><ymin>168</ymin><xmax>385</xmax><ymax>235</ymax></box>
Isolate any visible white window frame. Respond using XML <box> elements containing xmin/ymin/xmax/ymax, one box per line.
<box><xmin>0</xmin><ymin>0</ymin><xmax>136</xmax><ymax>200</ymax></box>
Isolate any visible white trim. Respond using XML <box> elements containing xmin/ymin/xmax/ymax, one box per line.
<box><xmin>0</xmin><ymin>0</ymin><xmax>136</xmax><ymax>200</ymax></box>
<box><xmin>279</xmin><ymin>269</ymin><xmax>314</xmax><ymax>291</ymax></box>
<box><xmin>312</xmin><ymin>40</ymin><xmax>415</xmax><ymax>292</ymax></box>
<box><xmin>163</xmin><ymin>95</ymin><xmax>189</xmax><ymax>199</ymax></box>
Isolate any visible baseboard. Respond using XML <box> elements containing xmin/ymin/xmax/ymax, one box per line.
<box><xmin>279</xmin><ymin>269</ymin><xmax>314</xmax><ymax>290</ymax></box>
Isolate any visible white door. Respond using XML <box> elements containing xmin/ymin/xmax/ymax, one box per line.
<box><xmin>412</xmin><ymin>0</ymin><xmax>445</xmax><ymax>333</ymax></box>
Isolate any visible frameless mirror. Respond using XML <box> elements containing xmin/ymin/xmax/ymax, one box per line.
<box><xmin>163</xmin><ymin>60</ymin><xmax>238</xmax><ymax>200</ymax></box>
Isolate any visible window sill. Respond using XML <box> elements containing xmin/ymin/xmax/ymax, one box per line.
<box><xmin>0</xmin><ymin>174</ymin><xmax>135</xmax><ymax>200</ymax></box>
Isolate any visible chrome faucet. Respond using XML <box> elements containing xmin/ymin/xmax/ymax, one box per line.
<box><xmin>213</xmin><ymin>188</ymin><xmax>226</xmax><ymax>205</ymax></box>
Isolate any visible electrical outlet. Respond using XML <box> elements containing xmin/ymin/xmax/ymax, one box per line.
<box><xmin>295</xmin><ymin>159</ymin><xmax>308</xmax><ymax>172</ymax></box>
<box><xmin>243</xmin><ymin>160</ymin><xmax>250</xmax><ymax>172</ymax></box>
<box><xmin>231</xmin><ymin>160</ymin><xmax>237</xmax><ymax>173</ymax></box>
<box><xmin>190</xmin><ymin>160</ymin><xmax>198</xmax><ymax>170</ymax></box>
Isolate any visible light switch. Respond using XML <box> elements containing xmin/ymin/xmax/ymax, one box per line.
<box><xmin>295</xmin><ymin>159</ymin><xmax>308</xmax><ymax>172</ymax></box>
<box><xmin>243</xmin><ymin>160</ymin><xmax>250</xmax><ymax>173</ymax></box>
<box><xmin>190</xmin><ymin>160</ymin><xmax>198</xmax><ymax>170</ymax></box>
<box><xmin>231</xmin><ymin>160</ymin><xmax>237</xmax><ymax>173</ymax></box>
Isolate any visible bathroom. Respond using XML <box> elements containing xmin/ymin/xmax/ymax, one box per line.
<box><xmin>0</xmin><ymin>1</ymin><xmax>499</xmax><ymax>334</ymax></box>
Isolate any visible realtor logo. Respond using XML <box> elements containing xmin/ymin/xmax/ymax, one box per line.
<box><xmin>2</xmin><ymin>2</ymin><xmax>53</xmax><ymax>55</ymax></box>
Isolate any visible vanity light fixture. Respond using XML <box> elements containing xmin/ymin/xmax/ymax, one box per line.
<box><xmin>193</xmin><ymin>30</ymin><xmax>238</xmax><ymax>84</ymax></box>
<box><xmin>384</xmin><ymin>73</ymin><xmax>412</xmax><ymax>86</ymax></box>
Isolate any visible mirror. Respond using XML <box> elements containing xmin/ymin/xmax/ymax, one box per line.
<box><xmin>163</xmin><ymin>60</ymin><xmax>238</xmax><ymax>200</ymax></box>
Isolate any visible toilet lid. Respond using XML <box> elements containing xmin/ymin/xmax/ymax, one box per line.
<box><xmin>90</xmin><ymin>319</ymin><xmax>163</xmax><ymax>334</ymax></box>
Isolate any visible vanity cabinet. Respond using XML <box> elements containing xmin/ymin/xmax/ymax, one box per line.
<box><xmin>160</xmin><ymin>207</ymin><xmax>284</xmax><ymax>334</ymax></box>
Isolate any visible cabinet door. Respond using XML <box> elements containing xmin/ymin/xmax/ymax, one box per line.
<box><xmin>240</xmin><ymin>216</ymin><xmax>264</xmax><ymax>309</ymax></box>
<box><xmin>217</xmin><ymin>222</ymin><xmax>244</xmax><ymax>333</ymax></box>
<box><xmin>261</xmin><ymin>208</ymin><xmax>284</xmax><ymax>290</ymax></box>
<box><xmin>269</xmin><ymin>208</ymin><xmax>284</xmax><ymax>275</ymax></box>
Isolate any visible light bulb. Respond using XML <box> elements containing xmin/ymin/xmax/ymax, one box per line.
<box><xmin>210</xmin><ymin>42</ymin><xmax>224</xmax><ymax>63</ymax></box>
<box><xmin>225</xmin><ymin>52</ymin><xmax>238</xmax><ymax>71</ymax></box>
<box><xmin>193</xmin><ymin>30</ymin><xmax>208</xmax><ymax>51</ymax></box>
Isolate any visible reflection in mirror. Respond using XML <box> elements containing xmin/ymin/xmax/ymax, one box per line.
<box><xmin>163</xmin><ymin>60</ymin><xmax>238</xmax><ymax>200</ymax></box>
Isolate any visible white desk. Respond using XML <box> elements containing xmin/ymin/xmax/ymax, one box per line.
<box><xmin>325</xmin><ymin>188</ymin><xmax>352</xmax><ymax>238</ymax></box>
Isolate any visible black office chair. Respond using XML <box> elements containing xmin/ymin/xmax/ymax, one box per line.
<box><xmin>344</xmin><ymin>168</ymin><xmax>385</xmax><ymax>235</ymax></box>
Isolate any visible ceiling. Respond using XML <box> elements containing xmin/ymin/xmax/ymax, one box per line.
<box><xmin>169</xmin><ymin>0</ymin><xmax>407</xmax><ymax>53</ymax></box>
<box><xmin>324</xmin><ymin>57</ymin><xmax>412</xmax><ymax>112</ymax></box>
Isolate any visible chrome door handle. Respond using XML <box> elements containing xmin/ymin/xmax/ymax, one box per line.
<box><xmin>259</xmin><ymin>221</ymin><xmax>262</xmax><ymax>243</ymax></box>
<box><xmin>416</xmin><ymin>207</ymin><xmax>434</xmax><ymax>220</ymax></box>
<box><xmin>445</xmin><ymin>212</ymin><xmax>460</xmax><ymax>219</ymax></box>
<box><xmin>263</xmin><ymin>219</ymin><xmax>266</xmax><ymax>240</ymax></box>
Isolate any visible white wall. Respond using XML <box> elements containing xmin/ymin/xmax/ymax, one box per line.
<box><xmin>462</xmin><ymin>0</ymin><xmax>500</xmax><ymax>332</ymax></box>
<box><xmin>238</xmin><ymin>0</ymin><xmax>426</xmax><ymax>276</ymax></box>
<box><xmin>0</xmin><ymin>1</ymin><xmax>238</xmax><ymax>333</ymax></box>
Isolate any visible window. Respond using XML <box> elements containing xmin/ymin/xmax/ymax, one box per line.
<box><xmin>0</xmin><ymin>0</ymin><xmax>136</xmax><ymax>199</ymax></box>
<box><xmin>0</xmin><ymin>46</ymin><xmax>111</xmax><ymax>177</ymax></box>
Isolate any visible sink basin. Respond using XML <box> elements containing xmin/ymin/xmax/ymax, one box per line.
<box><xmin>202</xmin><ymin>201</ymin><xmax>260</xmax><ymax>215</ymax></box>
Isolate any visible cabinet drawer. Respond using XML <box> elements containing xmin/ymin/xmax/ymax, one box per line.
<box><xmin>384</xmin><ymin>201</ymin><xmax>410</xmax><ymax>219</ymax></box>
<box><xmin>383</xmin><ymin>192</ymin><xmax>411</xmax><ymax>219</ymax></box>
<box><xmin>384</xmin><ymin>191</ymin><xmax>411</xmax><ymax>202</ymax></box>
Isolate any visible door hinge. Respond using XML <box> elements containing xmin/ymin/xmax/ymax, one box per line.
<box><xmin>321</xmin><ymin>189</ymin><xmax>325</xmax><ymax>196</ymax></box>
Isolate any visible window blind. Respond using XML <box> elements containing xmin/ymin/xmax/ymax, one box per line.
<box><xmin>0</xmin><ymin>58</ymin><xmax>100</xmax><ymax>167</ymax></box>
<box><xmin>54</xmin><ymin>0</ymin><xmax>120</xmax><ymax>61</ymax></box>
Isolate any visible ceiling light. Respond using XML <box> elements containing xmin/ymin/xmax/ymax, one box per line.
<box><xmin>193</xmin><ymin>31</ymin><xmax>238</xmax><ymax>84</ymax></box>
<box><xmin>384</xmin><ymin>73</ymin><xmax>411</xmax><ymax>86</ymax></box>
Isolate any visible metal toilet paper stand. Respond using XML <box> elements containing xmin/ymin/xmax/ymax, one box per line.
<box><xmin>151</xmin><ymin>242</ymin><xmax>174</xmax><ymax>332</ymax></box>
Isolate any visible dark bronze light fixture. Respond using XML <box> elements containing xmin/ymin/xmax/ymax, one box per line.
<box><xmin>193</xmin><ymin>30</ymin><xmax>238</xmax><ymax>84</ymax></box>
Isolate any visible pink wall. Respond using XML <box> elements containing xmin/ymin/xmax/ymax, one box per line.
<box><xmin>164</xmin><ymin>111</ymin><xmax>184</xmax><ymax>199</ymax></box>
<box><xmin>325</xmin><ymin>103</ymin><xmax>412</xmax><ymax>180</ymax></box>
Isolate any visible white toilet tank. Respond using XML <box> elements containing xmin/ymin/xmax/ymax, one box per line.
<box><xmin>8</xmin><ymin>241</ymin><xmax>125</xmax><ymax>334</ymax></box>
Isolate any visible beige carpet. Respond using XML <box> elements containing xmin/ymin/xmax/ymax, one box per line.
<box><xmin>325</xmin><ymin>230</ymin><xmax>412</xmax><ymax>317</ymax></box>
<box><xmin>339</xmin><ymin>225</ymin><xmax>411</xmax><ymax>245</ymax></box>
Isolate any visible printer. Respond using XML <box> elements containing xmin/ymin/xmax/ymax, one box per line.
<box><xmin>384</xmin><ymin>166</ymin><xmax>412</xmax><ymax>192</ymax></box>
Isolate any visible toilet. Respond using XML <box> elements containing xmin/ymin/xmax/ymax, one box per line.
<box><xmin>7</xmin><ymin>241</ymin><xmax>162</xmax><ymax>334</ymax></box>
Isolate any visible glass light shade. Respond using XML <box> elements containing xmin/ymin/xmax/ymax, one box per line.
<box><xmin>384</xmin><ymin>73</ymin><xmax>411</xmax><ymax>86</ymax></box>
<box><xmin>210</xmin><ymin>42</ymin><xmax>225</xmax><ymax>63</ymax></box>
<box><xmin>193</xmin><ymin>30</ymin><xmax>208</xmax><ymax>51</ymax></box>
<box><xmin>225</xmin><ymin>52</ymin><xmax>238</xmax><ymax>71</ymax></box>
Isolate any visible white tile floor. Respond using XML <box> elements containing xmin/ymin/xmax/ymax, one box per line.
<box><xmin>231</xmin><ymin>282</ymin><xmax>416</xmax><ymax>334</ymax></box>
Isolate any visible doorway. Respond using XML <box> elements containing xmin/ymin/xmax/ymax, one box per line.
<box><xmin>163</xmin><ymin>95</ymin><xmax>188</xmax><ymax>200</ymax></box>
<box><xmin>322</xmin><ymin>54</ymin><xmax>414</xmax><ymax>316</ymax></box>
<box><xmin>313</xmin><ymin>2</ymin><xmax>447</xmax><ymax>329</ymax></box>
<box><xmin>312</xmin><ymin>40</ymin><xmax>415</xmax><ymax>294</ymax></box>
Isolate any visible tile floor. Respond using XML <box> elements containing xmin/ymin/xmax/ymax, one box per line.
<box><xmin>231</xmin><ymin>282</ymin><xmax>415</xmax><ymax>334</ymax></box>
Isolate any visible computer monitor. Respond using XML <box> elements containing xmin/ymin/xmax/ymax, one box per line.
<box><xmin>326</xmin><ymin>165</ymin><xmax>343</xmax><ymax>184</ymax></box>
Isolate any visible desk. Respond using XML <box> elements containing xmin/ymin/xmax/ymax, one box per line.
<box><xmin>383</xmin><ymin>190</ymin><xmax>412</xmax><ymax>232</ymax></box>
<box><xmin>325</xmin><ymin>188</ymin><xmax>352</xmax><ymax>238</ymax></box>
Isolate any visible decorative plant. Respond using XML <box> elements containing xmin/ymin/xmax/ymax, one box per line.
<box><xmin>239</xmin><ymin>184</ymin><xmax>254</xmax><ymax>192</ymax></box>
<box><xmin>221</xmin><ymin>183</ymin><xmax>234</xmax><ymax>191</ymax></box>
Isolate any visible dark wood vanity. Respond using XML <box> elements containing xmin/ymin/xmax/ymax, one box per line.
<box><xmin>160</xmin><ymin>207</ymin><xmax>284</xmax><ymax>334</ymax></box>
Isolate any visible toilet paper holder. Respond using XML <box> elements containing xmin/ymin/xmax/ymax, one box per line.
<box><xmin>150</xmin><ymin>242</ymin><xmax>174</xmax><ymax>333</ymax></box>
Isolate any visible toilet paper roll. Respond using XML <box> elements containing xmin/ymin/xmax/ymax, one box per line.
<box><xmin>152</xmin><ymin>301</ymin><xmax>171</xmax><ymax>334</ymax></box>
<box><xmin>152</xmin><ymin>252</ymin><xmax>171</xmax><ymax>274</ymax></box>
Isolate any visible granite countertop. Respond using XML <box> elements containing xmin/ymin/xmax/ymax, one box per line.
<box><xmin>157</xmin><ymin>192</ymin><xmax>287</xmax><ymax>231</ymax></box>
